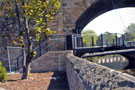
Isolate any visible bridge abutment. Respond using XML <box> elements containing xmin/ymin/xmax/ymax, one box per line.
<box><xmin>122</xmin><ymin>53</ymin><xmax>135</xmax><ymax>69</ymax></box>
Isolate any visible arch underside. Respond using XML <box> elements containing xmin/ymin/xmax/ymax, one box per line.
<box><xmin>121</xmin><ymin>53</ymin><xmax>135</xmax><ymax>69</ymax></box>
<box><xmin>75</xmin><ymin>0</ymin><xmax>135</xmax><ymax>33</ymax></box>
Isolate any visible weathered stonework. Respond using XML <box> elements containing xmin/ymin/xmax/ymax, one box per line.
<box><xmin>50</xmin><ymin>0</ymin><xmax>93</xmax><ymax>35</ymax></box>
<box><xmin>30</xmin><ymin>51</ymin><xmax>72</xmax><ymax>72</ymax></box>
<box><xmin>51</xmin><ymin>0</ymin><xmax>135</xmax><ymax>34</ymax></box>
<box><xmin>0</xmin><ymin>17</ymin><xmax>19</xmax><ymax>69</ymax></box>
<box><xmin>30</xmin><ymin>51</ymin><xmax>135</xmax><ymax>89</ymax></box>
<box><xmin>1</xmin><ymin>0</ymin><xmax>135</xmax><ymax>68</ymax></box>
<box><xmin>66</xmin><ymin>54</ymin><xmax>135</xmax><ymax>90</ymax></box>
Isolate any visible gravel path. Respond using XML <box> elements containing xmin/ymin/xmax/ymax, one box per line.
<box><xmin>0</xmin><ymin>72</ymin><xmax>69</xmax><ymax>90</ymax></box>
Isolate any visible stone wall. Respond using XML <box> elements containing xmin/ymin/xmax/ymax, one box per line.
<box><xmin>50</xmin><ymin>0</ymin><xmax>93</xmax><ymax>35</ymax></box>
<box><xmin>66</xmin><ymin>55</ymin><xmax>85</xmax><ymax>90</ymax></box>
<box><xmin>0</xmin><ymin>17</ymin><xmax>19</xmax><ymax>69</ymax></box>
<box><xmin>31</xmin><ymin>51</ymin><xmax>72</xmax><ymax>72</ymax></box>
<box><xmin>66</xmin><ymin>54</ymin><xmax>135</xmax><ymax>90</ymax></box>
<box><xmin>30</xmin><ymin>51</ymin><xmax>135</xmax><ymax>89</ymax></box>
<box><xmin>1</xmin><ymin>0</ymin><xmax>135</xmax><ymax>68</ymax></box>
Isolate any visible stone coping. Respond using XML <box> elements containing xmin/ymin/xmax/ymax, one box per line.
<box><xmin>67</xmin><ymin>54</ymin><xmax>135</xmax><ymax>90</ymax></box>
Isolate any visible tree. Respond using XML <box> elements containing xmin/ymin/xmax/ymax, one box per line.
<box><xmin>0</xmin><ymin>0</ymin><xmax>61</xmax><ymax>79</ymax></box>
<box><xmin>81</xmin><ymin>30</ymin><xmax>98</xmax><ymax>47</ymax></box>
<box><xmin>103</xmin><ymin>32</ymin><xmax>115</xmax><ymax>46</ymax></box>
<box><xmin>96</xmin><ymin>32</ymin><xmax>115</xmax><ymax>46</ymax></box>
<box><xmin>124</xmin><ymin>23</ymin><xmax>135</xmax><ymax>41</ymax></box>
<box><xmin>104</xmin><ymin>32</ymin><xmax>115</xmax><ymax>42</ymax></box>
<box><xmin>0</xmin><ymin>60</ymin><xmax>8</xmax><ymax>83</ymax></box>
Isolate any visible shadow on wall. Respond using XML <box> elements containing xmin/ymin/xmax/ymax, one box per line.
<box><xmin>47</xmin><ymin>71</ymin><xmax>69</xmax><ymax>90</ymax></box>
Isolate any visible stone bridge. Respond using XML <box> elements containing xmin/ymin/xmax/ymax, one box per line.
<box><xmin>1</xmin><ymin>0</ymin><xmax>135</xmax><ymax>66</ymax></box>
<box><xmin>52</xmin><ymin>0</ymin><xmax>135</xmax><ymax>34</ymax></box>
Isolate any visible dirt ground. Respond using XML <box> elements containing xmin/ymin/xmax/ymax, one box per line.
<box><xmin>0</xmin><ymin>72</ymin><xmax>69</xmax><ymax>90</ymax></box>
<box><xmin>1</xmin><ymin>70</ymin><xmax>135</xmax><ymax>90</ymax></box>
<box><xmin>122</xmin><ymin>69</ymin><xmax>135</xmax><ymax>76</ymax></box>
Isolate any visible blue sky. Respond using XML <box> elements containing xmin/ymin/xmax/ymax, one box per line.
<box><xmin>83</xmin><ymin>8</ymin><xmax>135</xmax><ymax>35</ymax></box>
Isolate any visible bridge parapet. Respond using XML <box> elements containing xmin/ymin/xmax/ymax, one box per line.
<box><xmin>66</xmin><ymin>54</ymin><xmax>135</xmax><ymax>90</ymax></box>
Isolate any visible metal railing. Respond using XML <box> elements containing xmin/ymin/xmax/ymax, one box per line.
<box><xmin>16</xmin><ymin>34</ymin><xmax>67</xmax><ymax>70</ymax></box>
<box><xmin>72</xmin><ymin>33</ymin><xmax>126</xmax><ymax>49</ymax></box>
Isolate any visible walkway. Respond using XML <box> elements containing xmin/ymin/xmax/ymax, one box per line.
<box><xmin>0</xmin><ymin>72</ymin><xmax>69</xmax><ymax>90</ymax></box>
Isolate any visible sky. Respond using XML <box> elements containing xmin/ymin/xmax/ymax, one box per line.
<box><xmin>83</xmin><ymin>8</ymin><xmax>135</xmax><ymax>35</ymax></box>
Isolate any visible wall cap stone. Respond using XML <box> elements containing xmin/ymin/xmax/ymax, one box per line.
<box><xmin>67</xmin><ymin>54</ymin><xmax>135</xmax><ymax>90</ymax></box>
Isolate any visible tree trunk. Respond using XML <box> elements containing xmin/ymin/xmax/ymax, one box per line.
<box><xmin>21</xmin><ymin>17</ymin><xmax>32</xmax><ymax>79</ymax></box>
<box><xmin>22</xmin><ymin>58</ymin><xmax>31</xmax><ymax>79</ymax></box>
<box><xmin>14</xmin><ymin>0</ymin><xmax>27</xmax><ymax>77</ymax></box>
<box><xmin>21</xmin><ymin>25</ymin><xmax>32</xmax><ymax>79</ymax></box>
<box><xmin>25</xmin><ymin>61</ymin><xmax>31</xmax><ymax>79</ymax></box>
<box><xmin>21</xmin><ymin>1</ymin><xmax>32</xmax><ymax>78</ymax></box>
<box><xmin>21</xmin><ymin>48</ymin><xmax>26</xmax><ymax>79</ymax></box>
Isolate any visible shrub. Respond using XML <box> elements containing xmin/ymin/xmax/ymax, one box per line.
<box><xmin>0</xmin><ymin>60</ymin><xmax>8</xmax><ymax>83</ymax></box>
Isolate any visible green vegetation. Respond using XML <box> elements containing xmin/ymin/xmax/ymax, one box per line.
<box><xmin>104</xmin><ymin>32</ymin><xmax>115</xmax><ymax>43</ymax></box>
<box><xmin>124</xmin><ymin>23</ymin><xmax>135</xmax><ymax>41</ymax></box>
<box><xmin>86</xmin><ymin>57</ymin><xmax>99</xmax><ymax>63</ymax></box>
<box><xmin>81</xmin><ymin>30</ymin><xmax>98</xmax><ymax>47</ymax></box>
<box><xmin>0</xmin><ymin>0</ymin><xmax>61</xmax><ymax>79</ymax></box>
<box><xmin>0</xmin><ymin>61</ymin><xmax>8</xmax><ymax>83</ymax></box>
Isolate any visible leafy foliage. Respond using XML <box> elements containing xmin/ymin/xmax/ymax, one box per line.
<box><xmin>124</xmin><ymin>23</ymin><xmax>135</xmax><ymax>41</ymax></box>
<box><xmin>0</xmin><ymin>0</ymin><xmax>61</xmax><ymax>57</ymax></box>
<box><xmin>81</xmin><ymin>30</ymin><xmax>98</xmax><ymax>46</ymax></box>
<box><xmin>105</xmin><ymin>33</ymin><xmax>115</xmax><ymax>42</ymax></box>
<box><xmin>1</xmin><ymin>0</ymin><xmax>60</xmax><ymax>43</ymax></box>
<box><xmin>0</xmin><ymin>61</ymin><xmax>8</xmax><ymax>83</ymax></box>
<box><xmin>102</xmin><ymin>32</ymin><xmax>115</xmax><ymax>46</ymax></box>
<box><xmin>0</xmin><ymin>0</ymin><xmax>61</xmax><ymax>79</ymax></box>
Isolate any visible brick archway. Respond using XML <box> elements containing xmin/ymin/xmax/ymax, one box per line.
<box><xmin>75</xmin><ymin>0</ymin><xmax>135</xmax><ymax>34</ymax></box>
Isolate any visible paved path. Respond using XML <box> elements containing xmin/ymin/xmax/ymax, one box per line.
<box><xmin>47</xmin><ymin>72</ymin><xmax>69</xmax><ymax>90</ymax></box>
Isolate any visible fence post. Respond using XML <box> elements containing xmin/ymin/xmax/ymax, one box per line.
<box><xmin>122</xmin><ymin>35</ymin><xmax>125</xmax><ymax>46</ymax></box>
<box><xmin>115</xmin><ymin>33</ymin><xmax>118</xmax><ymax>46</ymax></box>
<box><xmin>17</xmin><ymin>57</ymin><xmax>19</xmax><ymax>70</ymax></box>
<box><xmin>118</xmin><ymin>38</ymin><xmax>120</xmax><ymax>46</ymax></box>
<box><xmin>80</xmin><ymin>37</ymin><xmax>83</xmax><ymax>47</ymax></box>
<box><xmin>113</xmin><ymin>39</ymin><xmax>115</xmax><ymax>46</ymax></box>
<box><xmin>39</xmin><ymin>41</ymin><xmax>42</xmax><ymax>56</ymax></box>
<box><xmin>101</xmin><ymin>34</ymin><xmax>103</xmax><ymax>47</ymax></box>
<box><xmin>106</xmin><ymin>40</ymin><xmax>108</xmax><ymax>46</ymax></box>
<box><xmin>92</xmin><ymin>36</ymin><xmax>94</xmax><ymax>47</ymax></box>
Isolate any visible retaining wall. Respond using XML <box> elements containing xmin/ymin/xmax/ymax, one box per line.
<box><xmin>31</xmin><ymin>51</ymin><xmax>72</xmax><ymax>72</ymax></box>
<box><xmin>66</xmin><ymin>54</ymin><xmax>135</xmax><ymax>90</ymax></box>
<box><xmin>31</xmin><ymin>51</ymin><xmax>135</xmax><ymax>90</ymax></box>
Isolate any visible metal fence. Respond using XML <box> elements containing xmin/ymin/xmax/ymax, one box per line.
<box><xmin>7</xmin><ymin>46</ymin><xmax>22</xmax><ymax>73</ymax></box>
<box><xmin>72</xmin><ymin>33</ymin><xmax>126</xmax><ymax>49</ymax></box>
<box><xmin>16</xmin><ymin>34</ymin><xmax>67</xmax><ymax>71</ymax></box>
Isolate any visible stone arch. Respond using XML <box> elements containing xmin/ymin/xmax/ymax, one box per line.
<box><xmin>121</xmin><ymin>53</ymin><xmax>135</xmax><ymax>69</ymax></box>
<box><xmin>75</xmin><ymin>0</ymin><xmax>135</xmax><ymax>34</ymax></box>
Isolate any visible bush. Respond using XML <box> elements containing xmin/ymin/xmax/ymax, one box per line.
<box><xmin>0</xmin><ymin>61</ymin><xmax>8</xmax><ymax>83</ymax></box>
